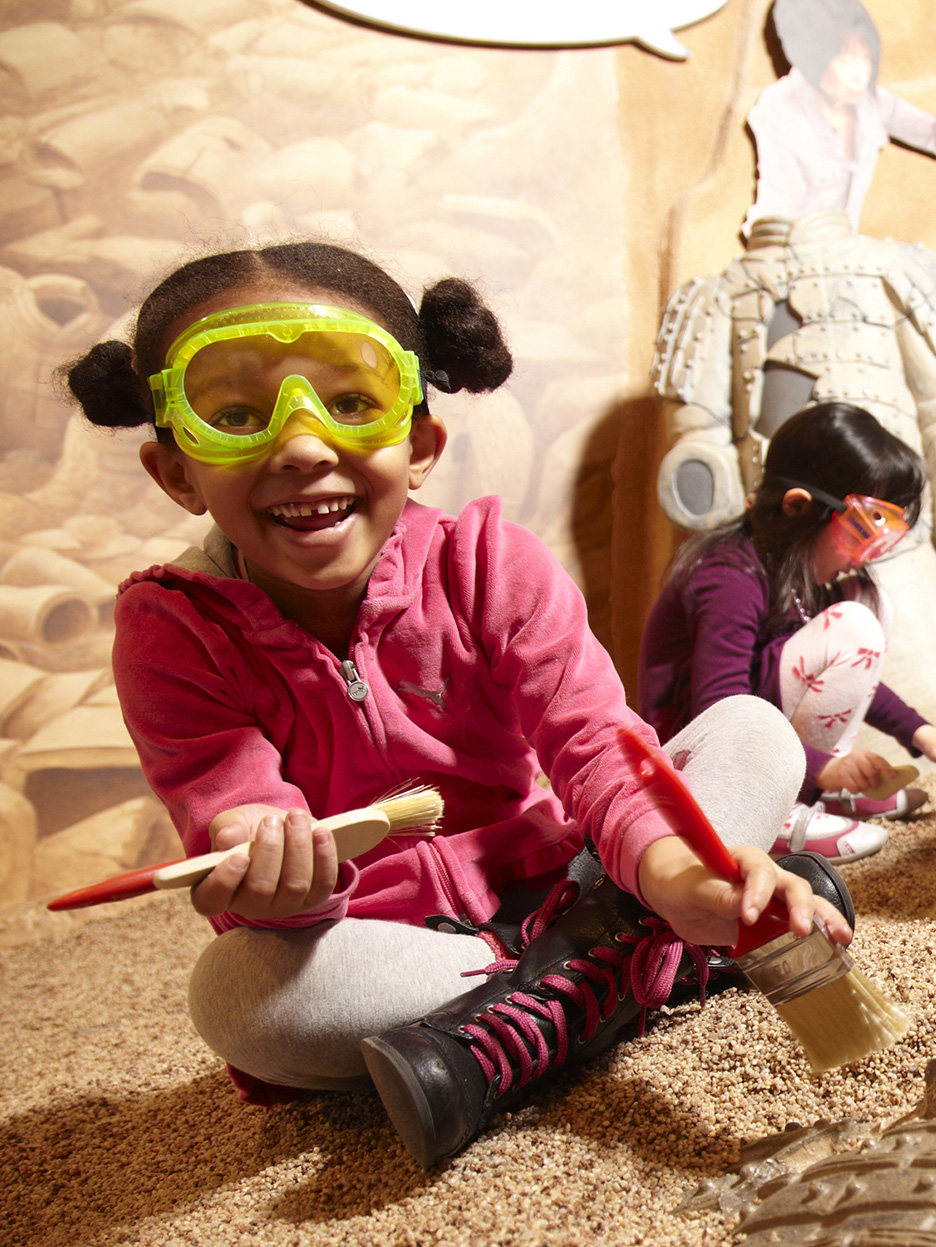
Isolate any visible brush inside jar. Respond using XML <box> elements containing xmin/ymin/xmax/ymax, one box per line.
<box><xmin>732</xmin><ymin>921</ymin><xmax>854</xmax><ymax>1006</ymax></box>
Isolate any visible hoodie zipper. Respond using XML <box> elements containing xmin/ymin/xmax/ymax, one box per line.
<box><xmin>338</xmin><ymin>658</ymin><xmax>369</xmax><ymax>702</ymax></box>
<box><xmin>337</xmin><ymin>649</ymin><xmax>460</xmax><ymax>914</ymax></box>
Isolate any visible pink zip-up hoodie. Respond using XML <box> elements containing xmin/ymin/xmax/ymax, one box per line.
<box><xmin>113</xmin><ymin>496</ymin><xmax>674</xmax><ymax>936</ymax></box>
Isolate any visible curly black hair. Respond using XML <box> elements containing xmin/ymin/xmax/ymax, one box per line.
<box><xmin>63</xmin><ymin>241</ymin><xmax>513</xmax><ymax>439</ymax></box>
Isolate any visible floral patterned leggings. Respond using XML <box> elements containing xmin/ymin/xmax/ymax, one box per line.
<box><xmin>778</xmin><ymin>588</ymin><xmax>891</xmax><ymax>757</ymax></box>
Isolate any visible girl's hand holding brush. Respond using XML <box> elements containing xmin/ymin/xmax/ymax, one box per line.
<box><xmin>48</xmin><ymin>785</ymin><xmax>444</xmax><ymax>916</ymax></box>
<box><xmin>192</xmin><ymin>805</ymin><xmax>340</xmax><ymax>921</ymax></box>
<box><xmin>622</xmin><ymin>728</ymin><xmax>909</xmax><ymax>1072</ymax></box>
<box><xmin>637</xmin><ymin>835</ymin><xmax>854</xmax><ymax>950</ymax></box>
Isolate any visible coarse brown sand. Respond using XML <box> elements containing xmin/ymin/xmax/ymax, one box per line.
<box><xmin>3</xmin><ymin>786</ymin><xmax>935</xmax><ymax>1247</ymax></box>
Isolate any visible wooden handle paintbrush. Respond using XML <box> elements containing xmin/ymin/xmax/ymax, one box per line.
<box><xmin>47</xmin><ymin>784</ymin><xmax>443</xmax><ymax>912</ymax></box>
<box><xmin>619</xmin><ymin>728</ymin><xmax>910</xmax><ymax>1071</ymax></box>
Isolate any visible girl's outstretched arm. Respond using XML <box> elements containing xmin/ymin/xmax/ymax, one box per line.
<box><xmin>190</xmin><ymin>805</ymin><xmax>339</xmax><ymax>920</ymax></box>
<box><xmin>636</xmin><ymin>836</ymin><xmax>853</xmax><ymax>949</ymax></box>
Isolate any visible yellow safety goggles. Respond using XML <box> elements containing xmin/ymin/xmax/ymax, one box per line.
<box><xmin>149</xmin><ymin>303</ymin><xmax>423</xmax><ymax>464</ymax></box>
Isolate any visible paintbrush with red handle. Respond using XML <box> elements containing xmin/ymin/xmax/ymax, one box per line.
<box><xmin>619</xmin><ymin>727</ymin><xmax>910</xmax><ymax>1070</ymax></box>
<box><xmin>48</xmin><ymin>785</ymin><xmax>442</xmax><ymax>911</ymax></box>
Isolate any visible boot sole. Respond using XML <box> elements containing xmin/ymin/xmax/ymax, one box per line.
<box><xmin>361</xmin><ymin>1035</ymin><xmax>442</xmax><ymax>1169</ymax></box>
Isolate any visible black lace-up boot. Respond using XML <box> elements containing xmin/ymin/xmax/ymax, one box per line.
<box><xmin>361</xmin><ymin>869</ymin><xmax>708</xmax><ymax>1169</ymax></box>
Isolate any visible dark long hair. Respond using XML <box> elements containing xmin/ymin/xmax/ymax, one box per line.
<box><xmin>668</xmin><ymin>402</ymin><xmax>925</xmax><ymax>630</ymax></box>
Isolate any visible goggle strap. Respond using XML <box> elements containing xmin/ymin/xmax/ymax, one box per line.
<box><xmin>149</xmin><ymin>373</ymin><xmax>168</xmax><ymax>423</ymax></box>
<box><xmin>772</xmin><ymin>476</ymin><xmax>847</xmax><ymax>513</ymax></box>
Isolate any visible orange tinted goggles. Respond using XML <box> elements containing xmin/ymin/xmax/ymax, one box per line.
<box><xmin>778</xmin><ymin>477</ymin><xmax>911</xmax><ymax>563</ymax></box>
<box><xmin>829</xmin><ymin>494</ymin><xmax>909</xmax><ymax>563</ymax></box>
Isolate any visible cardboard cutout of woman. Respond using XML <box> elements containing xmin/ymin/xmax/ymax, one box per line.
<box><xmin>743</xmin><ymin>0</ymin><xmax>936</xmax><ymax>237</ymax></box>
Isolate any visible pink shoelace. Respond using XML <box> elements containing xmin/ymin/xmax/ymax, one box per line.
<box><xmin>461</xmin><ymin>879</ymin><xmax>710</xmax><ymax>1097</ymax></box>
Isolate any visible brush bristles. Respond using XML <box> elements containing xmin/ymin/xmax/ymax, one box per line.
<box><xmin>376</xmin><ymin>784</ymin><xmax>444</xmax><ymax>833</ymax></box>
<box><xmin>772</xmin><ymin>965</ymin><xmax>911</xmax><ymax>1072</ymax></box>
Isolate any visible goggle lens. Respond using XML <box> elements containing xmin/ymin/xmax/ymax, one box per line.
<box><xmin>183</xmin><ymin>330</ymin><xmax>403</xmax><ymax>434</ymax></box>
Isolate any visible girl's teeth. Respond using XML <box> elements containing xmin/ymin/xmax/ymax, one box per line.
<box><xmin>273</xmin><ymin>497</ymin><xmax>353</xmax><ymax>518</ymax></box>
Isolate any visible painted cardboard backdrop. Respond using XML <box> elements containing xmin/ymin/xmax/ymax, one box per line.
<box><xmin>1</xmin><ymin>0</ymin><xmax>935</xmax><ymax>933</ymax></box>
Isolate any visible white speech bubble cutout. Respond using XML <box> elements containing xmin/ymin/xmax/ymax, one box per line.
<box><xmin>312</xmin><ymin>0</ymin><xmax>729</xmax><ymax>59</ymax></box>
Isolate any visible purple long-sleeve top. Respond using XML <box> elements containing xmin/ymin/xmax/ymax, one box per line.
<box><xmin>637</xmin><ymin>534</ymin><xmax>926</xmax><ymax>800</ymax></box>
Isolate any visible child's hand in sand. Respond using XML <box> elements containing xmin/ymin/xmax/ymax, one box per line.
<box><xmin>190</xmin><ymin>805</ymin><xmax>339</xmax><ymax>920</ymax></box>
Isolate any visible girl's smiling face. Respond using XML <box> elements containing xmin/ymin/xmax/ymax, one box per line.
<box><xmin>141</xmin><ymin>284</ymin><xmax>445</xmax><ymax>619</ymax></box>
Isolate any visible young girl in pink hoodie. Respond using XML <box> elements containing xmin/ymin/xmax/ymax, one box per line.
<box><xmin>64</xmin><ymin>241</ymin><xmax>851</xmax><ymax>1169</ymax></box>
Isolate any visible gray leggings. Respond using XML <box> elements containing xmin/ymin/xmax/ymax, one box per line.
<box><xmin>187</xmin><ymin>695</ymin><xmax>804</xmax><ymax>1090</ymax></box>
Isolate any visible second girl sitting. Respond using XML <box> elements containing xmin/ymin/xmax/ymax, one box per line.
<box><xmin>639</xmin><ymin>401</ymin><xmax>936</xmax><ymax>863</ymax></box>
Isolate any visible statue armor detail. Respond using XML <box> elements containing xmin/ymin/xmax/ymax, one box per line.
<box><xmin>652</xmin><ymin>210</ymin><xmax>936</xmax><ymax>541</ymax></box>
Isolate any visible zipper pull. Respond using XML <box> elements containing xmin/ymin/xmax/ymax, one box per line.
<box><xmin>339</xmin><ymin>659</ymin><xmax>369</xmax><ymax>702</ymax></box>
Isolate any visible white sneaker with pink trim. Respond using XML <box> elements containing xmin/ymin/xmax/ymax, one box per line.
<box><xmin>769</xmin><ymin>802</ymin><xmax>888</xmax><ymax>864</ymax></box>
<box><xmin>819</xmin><ymin>787</ymin><xmax>927</xmax><ymax>820</ymax></box>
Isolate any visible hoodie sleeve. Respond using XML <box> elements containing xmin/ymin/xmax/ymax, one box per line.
<box><xmin>449</xmin><ymin>499</ymin><xmax>678</xmax><ymax>902</ymax></box>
